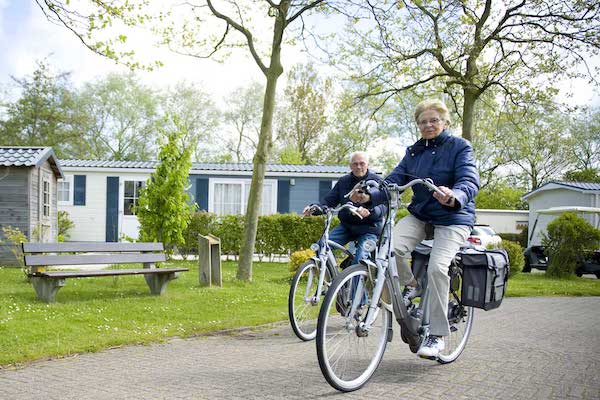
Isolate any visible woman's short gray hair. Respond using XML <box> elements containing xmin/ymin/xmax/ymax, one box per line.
<box><xmin>349</xmin><ymin>151</ymin><xmax>369</xmax><ymax>164</ymax></box>
<box><xmin>414</xmin><ymin>99</ymin><xmax>451</xmax><ymax>126</ymax></box>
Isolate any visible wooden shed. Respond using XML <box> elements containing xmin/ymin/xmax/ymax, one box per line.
<box><xmin>0</xmin><ymin>147</ymin><xmax>64</xmax><ymax>266</ymax></box>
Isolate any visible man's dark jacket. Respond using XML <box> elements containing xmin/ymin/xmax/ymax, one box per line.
<box><xmin>322</xmin><ymin>170</ymin><xmax>387</xmax><ymax>236</ymax></box>
<box><xmin>371</xmin><ymin>130</ymin><xmax>479</xmax><ymax>226</ymax></box>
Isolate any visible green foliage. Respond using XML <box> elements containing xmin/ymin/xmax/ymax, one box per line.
<box><xmin>136</xmin><ymin>116</ymin><xmax>195</xmax><ymax>257</ymax></box>
<box><xmin>0</xmin><ymin>60</ymin><xmax>87</xmax><ymax>157</ymax></box>
<box><xmin>179</xmin><ymin>211</ymin><xmax>218</xmax><ymax>259</ymax></box>
<box><xmin>0</xmin><ymin>226</ymin><xmax>28</xmax><ymax>272</ymax></box>
<box><xmin>278</xmin><ymin>147</ymin><xmax>305</xmax><ymax>164</ymax></box>
<box><xmin>475</xmin><ymin>183</ymin><xmax>528</xmax><ymax>210</ymax></box>
<box><xmin>499</xmin><ymin>240</ymin><xmax>525</xmax><ymax>276</ymax></box>
<box><xmin>563</xmin><ymin>168</ymin><xmax>600</xmax><ymax>183</ymax></box>
<box><xmin>275</xmin><ymin>63</ymin><xmax>331</xmax><ymax>164</ymax></box>
<box><xmin>181</xmin><ymin>213</ymin><xmax>336</xmax><ymax>260</ymax></box>
<box><xmin>288</xmin><ymin>249</ymin><xmax>315</xmax><ymax>275</ymax></box>
<box><xmin>58</xmin><ymin>211</ymin><xmax>75</xmax><ymax>241</ymax></box>
<box><xmin>542</xmin><ymin>213</ymin><xmax>600</xmax><ymax>278</ymax></box>
<box><xmin>213</xmin><ymin>215</ymin><xmax>245</xmax><ymax>258</ymax></box>
<box><xmin>78</xmin><ymin>73</ymin><xmax>161</xmax><ymax>160</ymax></box>
<box><xmin>499</xmin><ymin>232</ymin><xmax>528</xmax><ymax>249</ymax></box>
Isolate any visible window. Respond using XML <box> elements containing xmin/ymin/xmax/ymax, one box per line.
<box><xmin>123</xmin><ymin>180</ymin><xmax>145</xmax><ymax>215</ymax></box>
<box><xmin>58</xmin><ymin>180</ymin><xmax>70</xmax><ymax>202</ymax></box>
<box><xmin>57</xmin><ymin>175</ymin><xmax>73</xmax><ymax>205</ymax></box>
<box><xmin>209</xmin><ymin>178</ymin><xmax>277</xmax><ymax>216</ymax></box>
<box><xmin>42</xmin><ymin>180</ymin><xmax>50</xmax><ymax>217</ymax></box>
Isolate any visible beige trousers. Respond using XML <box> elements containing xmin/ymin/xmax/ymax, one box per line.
<box><xmin>393</xmin><ymin>214</ymin><xmax>470</xmax><ymax>336</ymax></box>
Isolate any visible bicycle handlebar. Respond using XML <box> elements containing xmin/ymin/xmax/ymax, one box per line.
<box><xmin>305</xmin><ymin>202</ymin><xmax>363</xmax><ymax>219</ymax></box>
<box><xmin>345</xmin><ymin>177</ymin><xmax>445</xmax><ymax>199</ymax></box>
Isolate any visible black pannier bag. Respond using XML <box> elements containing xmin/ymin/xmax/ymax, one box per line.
<box><xmin>460</xmin><ymin>248</ymin><xmax>509</xmax><ymax>311</ymax></box>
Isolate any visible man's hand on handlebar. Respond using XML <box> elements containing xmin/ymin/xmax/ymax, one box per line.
<box><xmin>433</xmin><ymin>186</ymin><xmax>456</xmax><ymax>207</ymax></box>
<box><xmin>302</xmin><ymin>204</ymin><xmax>322</xmax><ymax>217</ymax></box>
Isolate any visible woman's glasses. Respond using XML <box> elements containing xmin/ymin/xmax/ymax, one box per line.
<box><xmin>417</xmin><ymin>118</ymin><xmax>443</xmax><ymax>126</ymax></box>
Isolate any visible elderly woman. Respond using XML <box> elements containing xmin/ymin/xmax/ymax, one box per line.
<box><xmin>352</xmin><ymin>99</ymin><xmax>479</xmax><ymax>358</ymax></box>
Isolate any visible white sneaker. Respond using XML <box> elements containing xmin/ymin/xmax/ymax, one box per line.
<box><xmin>417</xmin><ymin>335</ymin><xmax>444</xmax><ymax>358</ymax></box>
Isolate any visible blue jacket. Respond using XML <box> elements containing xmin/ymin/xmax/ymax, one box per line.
<box><xmin>322</xmin><ymin>170</ymin><xmax>387</xmax><ymax>235</ymax></box>
<box><xmin>371</xmin><ymin>130</ymin><xmax>479</xmax><ymax>226</ymax></box>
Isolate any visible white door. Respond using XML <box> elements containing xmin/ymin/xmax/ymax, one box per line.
<box><xmin>119</xmin><ymin>179</ymin><xmax>145</xmax><ymax>240</ymax></box>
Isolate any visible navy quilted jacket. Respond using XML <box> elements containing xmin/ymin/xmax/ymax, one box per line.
<box><xmin>321</xmin><ymin>170</ymin><xmax>387</xmax><ymax>235</ymax></box>
<box><xmin>370</xmin><ymin>130</ymin><xmax>479</xmax><ymax>226</ymax></box>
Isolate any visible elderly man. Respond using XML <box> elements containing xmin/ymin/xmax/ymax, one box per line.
<box><xmin>304</xmin><ymin>152</ymin><xmax>386</xmax><ymax>263</ymax></box>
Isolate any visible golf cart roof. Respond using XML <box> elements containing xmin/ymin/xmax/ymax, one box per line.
<box><xmin>536</xmin><ymin>206</ymin><xmax>600</xmax><ymax>215</ymax></box>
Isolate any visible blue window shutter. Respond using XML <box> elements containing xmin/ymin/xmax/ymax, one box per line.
<box><xmin>106</xmin><ymin>177</ymin><xmax>119</xmax><ymax>242</ymax></box>
<box><xmin>319</xmin><ymin>180</ymin><xmax>331</xmax><ymax>203</ymax></box>
<box><xmin>73</xmin><ymin>175</ymin><xmax>86</xmax><ymax>205</ymax></box>
<box><xmin>277</xmin><ymin>180</ymin><xmax>290</xmax><ymax>213</ymax></box>
<box><xmin>196</xmin><ymin>178</ymin><xmax>209</xmax><ymax>211</ymax></box>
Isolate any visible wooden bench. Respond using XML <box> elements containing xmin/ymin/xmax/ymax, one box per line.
<box><xmin>22</xmin><ymin>242</ymin><xmax>189</xmax><ymax>303</ymax></box>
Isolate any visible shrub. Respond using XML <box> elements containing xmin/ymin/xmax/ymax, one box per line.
<box><xmin>542</xmin><ymin>213</ymin><xmax>600</xmax><ymax>278</ymax></box>
<box><xmin>0</xmin><ymin>226</ymin><xmax>28</xmax><ymax>273</ymax></box>
<box><xmin>256</xmin><ymin>214</ymin><xmax>287</xmax><ymax>260</ymax></box>
<box><xmin>288</xmin><ymin>249</ymin><xmax>315</xmax><ymax>276</ymax></box>
<box><xmin>180</xmin><ymin>211</ymin><xmax>217</xmax><ymax>259</ymax></box>
<box><xmin>214</xmin><ymin>214</ymin><xmax>245</xmax><ymax>259</ymax></box>
<box><xmin>58</xmin><ymin>211</ymin><xmax>75</xmax><ymax>242</ymax></box>
<box><xmin>499</xmin><ymin>240</ymin><xmax>524</xmax><ymax>276</ymax></box>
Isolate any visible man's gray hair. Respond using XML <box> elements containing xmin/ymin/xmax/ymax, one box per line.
<box><xmin>349</xmin><ymin>151</ymin><xmax>369</xmax><ymax>164</ymax></box>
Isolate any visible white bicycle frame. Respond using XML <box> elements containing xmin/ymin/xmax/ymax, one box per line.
<box><xmin>347</xmin><ymin>179</ymin><xmax>444</xmax><ymax>332</ymax></box>
<box><xmin>304</xmin><ymin>203</ymin><xmax>362</xmax><ymax>305</ymax></box>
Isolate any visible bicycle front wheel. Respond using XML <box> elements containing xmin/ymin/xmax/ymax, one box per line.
<box><xmin>316</xmin><ymin>264</ymin><xmax>391</xmax><ymax>392</ymax></box>
<box><xmin>288</xmin><ymin>260</ymin><xmax>332</xmax><ymax>341</ymax></box>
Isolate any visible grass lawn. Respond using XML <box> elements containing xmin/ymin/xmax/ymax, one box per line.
<box><xmin>0</xmin><ymin>261</ymin><xmax>598</xmax><ymax>367</ymax></box>
<box><xmin>0</xmin><ymin>260</ymin><xmax>291</xmax><ymax>367</ymax></box>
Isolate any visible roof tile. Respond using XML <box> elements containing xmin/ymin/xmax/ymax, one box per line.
<box><xmin>59</xmin><ymin>159</ymin><xmax>349</xmax><ymax>174</ymax></box>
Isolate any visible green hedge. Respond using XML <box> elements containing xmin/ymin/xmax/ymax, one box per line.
<box><xmin>499</xmin><ymin>229</ymin><xmax>528</xmax><ymax>248</ymax></box>
<box><xmin>182</xmin><ymin>211</ymin><xmax>338</xmax><ymax>259</ymax></box>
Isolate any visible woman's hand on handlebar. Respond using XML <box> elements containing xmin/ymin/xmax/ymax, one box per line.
<box><xmin>355</xmin><ymin>206</ymin><xmax>370</xmax><ymax>218</ymax></box>
<box><xmin>432</xmin><ymin>185</ymin><xmax>456</xmax><ymax>207</ymax></box>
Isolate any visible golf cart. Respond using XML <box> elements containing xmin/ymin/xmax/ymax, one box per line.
<box><xmin>523</xmin><ymin>206</ymin><xmax>600</xmax><ymax>278</ymax></box>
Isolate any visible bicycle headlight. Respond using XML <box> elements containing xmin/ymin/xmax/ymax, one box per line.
<box><xmin>362</xmin><ymin>240</ymin><xmax>376</xmax><ymax>252</ymax></box>
<box><xmin>310</xmin><ymin>243</ymin><xmax>319</xmax><ymax>251</ymax></box>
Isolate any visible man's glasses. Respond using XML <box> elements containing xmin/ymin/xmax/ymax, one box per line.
<box><xmin>417</xmin><ymin>118</ymin><xmax>443</xmax><ymax>126</ymax></box>
<box><xmin>351</xmin><ymin>162</ymin><xmax>367</xmax><ymax>167</ymax></box>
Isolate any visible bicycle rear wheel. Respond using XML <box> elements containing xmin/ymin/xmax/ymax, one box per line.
<box><xmin>437</xmin><ymin>264</ymin><xmax>474</xmax><ymax>364</ymax></box>
<box><xmin>288</xmin><ymin>260</ymin><xmax>332</xmax><ymax>341</ymax></box>
<box><xmin>316</xmin><ymin>265</ymin><xmax>391</xmax><ymax>392</ymax></box>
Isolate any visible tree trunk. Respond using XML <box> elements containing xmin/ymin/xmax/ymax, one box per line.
<box><xmin>461</xmin><ymin>88</ymin><xmax>478</xmax><ymax>142</ymax></box>
<box><xmin>236</xmin><ymin>4</ymin><xmax>287</xmax><ymax>282</ymax></box>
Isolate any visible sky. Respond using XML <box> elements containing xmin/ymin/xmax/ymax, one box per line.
<box><xmin>0</xmin><ymin>1</ymin><xmax>291</xmax><ymax>98</ymax></box>
<box><xmin>0</xmin><ymin>1</ymin><xmax>597</xmax><ymax>164</ymax></box>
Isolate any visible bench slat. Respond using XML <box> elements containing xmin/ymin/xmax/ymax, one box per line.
<box><xmin>34</xmin><ymin>268</ymin><xmax>189</xmax><ymax>279</ymax></box>
<box><xmin>25</xmin><ymin>253</ymin><xmax>166</xmax><ymax>267</ymax></box>
<box><xmin>22</xmin><ymin>242</ymin><xmax>164</xmax><ymax>253</ymax></box>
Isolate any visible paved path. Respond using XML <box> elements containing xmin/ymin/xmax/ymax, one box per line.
<box><xmin>1</xmin><ymin>297</ymin><xmax>599</xmax><ymax>400</ymax></box>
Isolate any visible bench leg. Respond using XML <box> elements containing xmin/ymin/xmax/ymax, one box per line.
<box><xmin>30</xmin><ymin>276</ymin><xmax>66</xmax><ymax>303</ymax></box>
<box><xmin>145</xmin><ymin>272</ymin><xmax>179</xmax><ymax>295</ymax></box>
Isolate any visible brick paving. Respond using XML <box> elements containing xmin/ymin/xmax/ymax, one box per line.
<box><xmin>1</xmin><ymin>297</ymin><xmax>599</xmax><ymax>399</ymax></box>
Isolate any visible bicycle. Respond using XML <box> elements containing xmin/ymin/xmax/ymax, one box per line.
<box><xmin>288</xmin><ymin>202</ymin><xmax>363</xmax><ymax>341</ymax></box>
<box><xmin>315</xmin><ymin>178</ymin><xmax>475</xmax><ymax>392</ymax></box>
